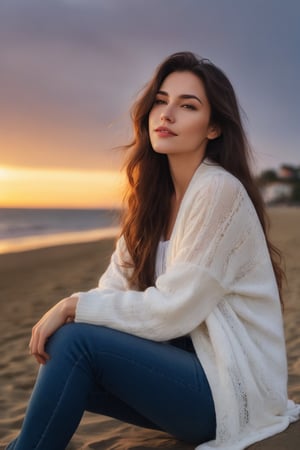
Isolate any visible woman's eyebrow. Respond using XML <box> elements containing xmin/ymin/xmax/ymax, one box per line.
<box><xmin>157</xmin><ymin>90</ymin><xmax>203</xmax><ymax>105</ymax></box>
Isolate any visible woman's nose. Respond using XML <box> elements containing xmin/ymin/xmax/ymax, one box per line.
<box><xmin>160</xmin><ymin>106</ymin><xmax>175</xmax><ymax>123</ymax></box>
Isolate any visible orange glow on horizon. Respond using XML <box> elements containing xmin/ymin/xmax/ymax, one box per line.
<box><xmin>0</xmin><ymin>166</ymin><xmax>125</xmax><ymax>208</ymax></box>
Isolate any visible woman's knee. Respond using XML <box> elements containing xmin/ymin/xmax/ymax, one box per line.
<box><xmin>45</xmin><ymin>323</ymin><xmax>114</xmax><ymax>358</ymax></box>
<box><xmin>46</xmin><ymin>322</ymin><xmax>89</xmax><ymax>356</ymax></box>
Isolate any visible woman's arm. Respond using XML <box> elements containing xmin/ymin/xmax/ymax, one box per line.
<box><xmin>97</xmin><ymin>236</ymin><xmax>132</xmax><ymax>290</ymax></box>
<box><xmin>75</xmin><ymin>173</ymin><xmax>258</xmax><ymax>341</ymax></box>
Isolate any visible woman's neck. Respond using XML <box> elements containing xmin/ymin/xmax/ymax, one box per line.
<box><xmin>168</xmin><ymin>153</ymin><xmax>204</xmax><ymax>201</ymax></box>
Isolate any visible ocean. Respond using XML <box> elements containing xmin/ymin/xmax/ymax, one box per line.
<box><xmin>0</xmin><ymin>208</ymin><xmax>121</xmax><ymax>254</ymax></box>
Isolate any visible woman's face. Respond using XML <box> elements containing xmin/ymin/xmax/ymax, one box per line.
<box><xmin>148</xmin><ymin>71</ymin><xmax>219</xmax><ymax>161</ymax></box>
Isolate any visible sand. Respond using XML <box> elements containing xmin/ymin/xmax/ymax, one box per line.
<box><xmin>0</xmin><ymin>207</ymin><xmax>299</xmax><ymax>449</ymax></box>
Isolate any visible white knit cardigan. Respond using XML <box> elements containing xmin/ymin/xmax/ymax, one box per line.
<box><xmin>75</xmin><ymin>159</ymin><xmax>300</xmax><ymax>449</ymax></box>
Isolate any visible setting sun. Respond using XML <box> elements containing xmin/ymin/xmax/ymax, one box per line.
<box><xmin>0</xmin><ymin>167</ymin><xmax>14</xmax><ymax>180</ymax></box>
<box><xmin>0</xmin><ymin>166</ymin><xmax>125</xmax><ymax>208</ymax></box>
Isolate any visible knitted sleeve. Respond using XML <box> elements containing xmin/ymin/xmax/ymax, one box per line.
<box><xmin>74</xmin><ymin>172</ymin><xmax>260</xmax><ymax>341</ymax></box>
<box><xmin>97</xmin><ymin>236</ymin><xmax>132</xmax><ymax>291</ymax></box>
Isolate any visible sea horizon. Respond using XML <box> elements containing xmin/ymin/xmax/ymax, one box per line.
<box><xmin>0</xmin><ymin>207</ymin><xmax>121</xmax><ymax>255</ymax></box>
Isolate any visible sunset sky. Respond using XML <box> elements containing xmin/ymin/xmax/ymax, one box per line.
<box><xmin>1</xmin><ymin>0</ymin><xmax>299</xmax><ymax>208</ymax></box>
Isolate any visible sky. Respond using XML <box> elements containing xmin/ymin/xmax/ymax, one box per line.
<box><xmin>0</xmin><ymin>0</ymin><xmax>299</xmax><ymax>208</ymax></box>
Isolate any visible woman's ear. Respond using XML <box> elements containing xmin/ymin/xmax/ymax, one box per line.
<box><xmin>207</xmin><ymin>123</ymin><xmax>222</xmax><ymax>140</ymax></box>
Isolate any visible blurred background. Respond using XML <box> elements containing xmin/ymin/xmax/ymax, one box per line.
<box><xmin>0</xmin><ymin>0</ymin><xmax>299</xmax><ymax>253</ymax></box>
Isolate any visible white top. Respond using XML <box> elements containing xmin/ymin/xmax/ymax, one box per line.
<box><xmin>74</xmin><ymin>159</ymin><xmax>300</xmax><ymax>449</ymax></box>
<box><xmin>155</xmin><ymin>240</ymin><xmax>170</xmax><ymax>279</ymax></box>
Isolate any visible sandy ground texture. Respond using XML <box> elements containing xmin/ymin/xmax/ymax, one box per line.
<box><xmin>0</xmin><ymin>207</ymin><xmax>299</xmax><ymax>449</ymax></box>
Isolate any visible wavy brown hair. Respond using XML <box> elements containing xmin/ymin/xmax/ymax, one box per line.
<box><xmin>120</xmin><ymin>51</ymin><xmax>284</xmax><ymax>304</ymax></box>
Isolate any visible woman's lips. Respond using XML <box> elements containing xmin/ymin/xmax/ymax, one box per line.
<box><xmin>154</xmin><ymin>127</ymin><xmax>177</xmax><ymax>137</ymax></box>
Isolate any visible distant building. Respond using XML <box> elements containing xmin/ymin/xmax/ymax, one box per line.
<box><xmin>262</xmin><ymin>182</ymin><xmax>293</xmax><ymax>204</ymax></box>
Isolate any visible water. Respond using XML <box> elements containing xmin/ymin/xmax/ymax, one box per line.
<box><xmin>0</xmin><ymin>208</ymin><xmax>121</xmax><ymax>254</ymax></box>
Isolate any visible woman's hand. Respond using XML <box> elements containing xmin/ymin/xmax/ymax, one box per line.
<box><xmin>29</xmin><ymin>296</ymin><xmax>78</xmax><ymax>365</ymax></box>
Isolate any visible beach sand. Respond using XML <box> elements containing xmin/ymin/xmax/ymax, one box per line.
<box><xmin>0</xmin><ymin>207</ymin><xmax>299</xmax><ymax>449</ymax></box>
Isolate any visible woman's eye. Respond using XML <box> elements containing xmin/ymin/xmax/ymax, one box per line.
<box><xmin>182</xmin><ymin>104</ymin><xmax>196</xmax><ymax>110</ymax></box>
<box><xmin>154</xmin><ymin>98</ymin><xmax>166</xmax><ymax>105</ymax></box>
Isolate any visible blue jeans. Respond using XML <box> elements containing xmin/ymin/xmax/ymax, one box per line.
<box><xmin>6</xmin><ymin>323</ymin><xmax>216</xmax><ymax>449</ymax></box>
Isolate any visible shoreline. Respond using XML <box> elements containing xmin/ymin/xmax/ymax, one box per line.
<box><xmin>1</xmin><ymin>205</ymin><xmax>298</xmax><ymax>257</ymax></box>
<box><xmin>0</xmin><ymin>226</ymin><xmax>120</xmax><ymax>256</ymax></box>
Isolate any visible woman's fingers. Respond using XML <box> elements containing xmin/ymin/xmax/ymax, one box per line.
<box><xmin>29</xmin><ymin>321</ymin><xmax>51</xmax><ymax>364</ymax></box>
<box><xmin>28</xmin><ymin>297</ymin><xmax>77</xmax><ymax>364</ymax></box>
<box><xmin>33</xmin><ymin>353</ymin><xmax>47</xmax><ymax>365</ymax></box>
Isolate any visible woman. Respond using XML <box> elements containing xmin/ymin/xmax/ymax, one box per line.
<box><xmin>7</xmin><ymin>52</ymin><xmax>299</xmax><ymax>450</ymax></box>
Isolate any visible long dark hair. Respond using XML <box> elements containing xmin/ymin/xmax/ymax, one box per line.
<box><xmin>120</xmin><ymin>51</ymin><xmax>284</xmax><ymax>304</ymax></box>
